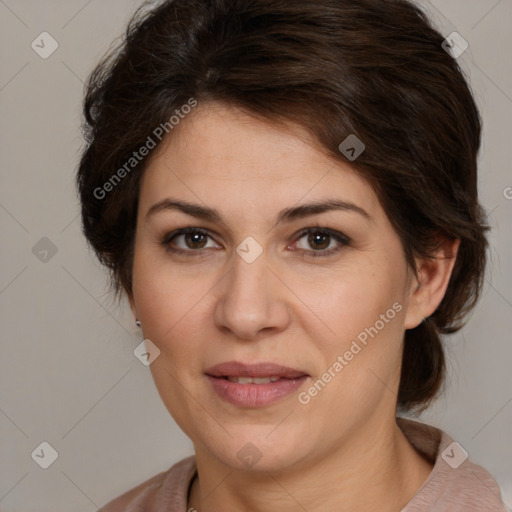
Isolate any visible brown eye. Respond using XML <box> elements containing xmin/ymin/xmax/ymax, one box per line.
<box><xmin>294</xmin><ymin>228</ymin><xmax>350</xmax><ymax>257</ymax></box>
<box><xmin>161</xmin><ymin>228</ymin><xmax>218</xmax><ymax>254</ymax></box>
<box><xmin>182</xmin><ymin>232</ymin><xmax>208</xmax><ymax>249</ymax></box>
<box><xmin>307</xmin><ymin>232</ymin><xmax>331</xmax><ymax>250</ymax></box>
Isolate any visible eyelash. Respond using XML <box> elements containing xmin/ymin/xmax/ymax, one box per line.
<box><xmin>160</xmin><ymin>227</ymin><xmax>351</xmax><ymax>258</ymax></box>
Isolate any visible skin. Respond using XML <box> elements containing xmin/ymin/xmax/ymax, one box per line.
<box><xmin>128</xmin><ymin>102</ymin><xmax>460</xmax><ymax>512</ymax></box>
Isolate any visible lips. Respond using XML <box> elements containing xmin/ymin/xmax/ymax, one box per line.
<box><xmin>205</xmin><ymin>361</ymin><xmax>310</xmax><ymax>407</ymax></box>
<box><xmin>205</xmin><ymin>361</ymin><xmax>308</xmax><ymax>379</ymax></box>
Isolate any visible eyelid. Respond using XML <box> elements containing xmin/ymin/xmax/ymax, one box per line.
<box><xmin>160</xmin><ymin>225</ymin><xmax>351</xmax><ymax>257</ymax></box>
<box><xmin>161</xmin><ymin>227</ymin><xmax>220</xmax><ymax>251</ymax></box>
<box><xmin>294</xmin><ymin>226</ymin><xmax>350</xmax><ymax>244</ymax></box>
<box><xmin>290</xmin><ymin>227</ymin><xmax>351</xmax><ymax>257</ymax></box>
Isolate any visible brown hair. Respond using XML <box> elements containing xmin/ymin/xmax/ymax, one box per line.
<box><xmin>77</xmin><ymin>0</ymin><xmax>490</xmax><ymax>412</ymax></box>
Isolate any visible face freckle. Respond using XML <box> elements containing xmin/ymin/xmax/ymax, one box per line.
<box><xmin>129</xmin><ymin>102</ymin><xmax>416</xmax><ymax>472</ymax></box>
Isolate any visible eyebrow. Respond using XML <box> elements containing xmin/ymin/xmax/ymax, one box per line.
<box><xmin>146</xmin><ymin>198</ymin><xmax>371</xmax><ymax>225</ymax></box>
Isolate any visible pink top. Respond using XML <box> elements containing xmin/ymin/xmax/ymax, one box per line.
<box><xmin>98</xmin><ymin>418</ymin><xmax>507</xmax><ymax>511</ymax></box>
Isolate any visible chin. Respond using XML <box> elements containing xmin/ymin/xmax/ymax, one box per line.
<box><xmin>207</xmin><ymin>426</ymin><xmax>311</xmax><ymax>474</ymax></box>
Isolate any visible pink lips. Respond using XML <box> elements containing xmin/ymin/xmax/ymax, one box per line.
<box><xmin>205</xmin><ymin>361</ymin><xmax>309</xmax><ymax>407</ymax></box>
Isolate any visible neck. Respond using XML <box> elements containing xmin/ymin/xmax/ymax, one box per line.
<box><xmin>188</xmin><ymin>417</ymin><xmax>433</xmax><ymax>512</ymax></box>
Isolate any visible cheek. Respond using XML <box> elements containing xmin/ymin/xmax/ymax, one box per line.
<box><xmin>299</xmin><ymin>255</ymin><xmax>407</xmax><ymax>406</ymax></box>
<box><xmin>132</xmin><ymin>253</ymin><xmax>211</xmax><ymax>430</ymax></box>
<box><xmin>132</xmin><ymin>247</ymin><xmax>208</xmax><ymax>338</ymax></box>
<box><xmin>306</xmin><ymin>256</ymin><xmax>405</xmax><ymax>346</ymax></box>
<box><xmin>131</xmin><ymin>249</ymin><xmax>219</xmax><ymax>404</ymax></box>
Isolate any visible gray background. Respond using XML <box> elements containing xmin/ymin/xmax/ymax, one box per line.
<box><xmin>0</xmin><ymin>1</ymin><xmax>510</xmax><ymax>510</ymax></box>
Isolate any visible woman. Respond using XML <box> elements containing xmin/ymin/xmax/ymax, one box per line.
<box><xmin>77</xmin><ymin>0</ymin><xmax>507</xmax><ymax>510</ymax></box>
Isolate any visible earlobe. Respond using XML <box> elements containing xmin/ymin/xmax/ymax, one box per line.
<box><xmin>404</xmin><ymin>237</ymin><xmax>460</xmax><ymax>330</ymax></box>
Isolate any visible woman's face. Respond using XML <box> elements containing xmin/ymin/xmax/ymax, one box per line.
<box><xmin>130</xmin><ymin>102</ymin><xmax>423</xmax><ymax>472</ymax></box>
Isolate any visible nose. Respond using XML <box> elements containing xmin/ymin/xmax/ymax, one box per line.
<box><xmin>213</xmin><ymin>249</ymin><xmax>291</xmax><ymax>341</ymax></box>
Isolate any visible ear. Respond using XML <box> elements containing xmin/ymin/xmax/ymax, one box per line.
<box><xmin>404</xmin><ymin>236</ymin><xmax>461</xmax><ymax>330</ymax></box>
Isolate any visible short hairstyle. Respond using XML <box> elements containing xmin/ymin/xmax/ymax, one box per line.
<box><xmin>77</xmin><ymin>0</ymin><xmax>490</xmax><ymax>412</ymax></box>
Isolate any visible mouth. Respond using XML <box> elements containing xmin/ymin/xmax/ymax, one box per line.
<box><xmin>223</xmin><ymin>375</ymin><xmax>284</xmax><ymax>384</ymax></box>
<box><xmin>205</xmin><ymin>361</ymin><xmax>309</xmax><ymax>379</ymax></box>
<box><xmin>205</xmin><ymin>361</ymin><xmax>310</xmax><ymax>407</ymax></box>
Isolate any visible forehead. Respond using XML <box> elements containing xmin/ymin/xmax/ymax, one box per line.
<box><xmin>139</xmin><ymin>102</ymin><xmax>382</xmax><ymax>222</ymax></box>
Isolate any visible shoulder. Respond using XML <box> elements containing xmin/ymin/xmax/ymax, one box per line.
<box><xmin>98</xmin><ymin>455</ymin><xmax>197</xmax><ymax>512</ymax></box>
<box><xmin>398</xmin><ymin>417</ymin><xmax>508</xmax><ymax>512</ymax></box>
